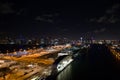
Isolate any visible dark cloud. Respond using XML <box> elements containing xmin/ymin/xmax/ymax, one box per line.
<box><xmin>94</xmin><ymin>28</ymin><xmax>106</xmax><ymax>33</ymax></box>
<box><xmin>35</xmin><ymin>16</ymin><xmax>53</xmax><ymax>23</ymax></box>
<box><xmin>16</xmin><ymin>8</ymin><xmax>26</xmax><ymax>15</ymax></box>
<box><xmin>90</xmin><ymin>3</ymin><xmax>120</xmax><ymax>24</ymax></box>
<box><xmin>89</xmin><ymin>18</ymin><xmax>96</xmax><ymax>22</ymax></box>
<box><xmin>35</xmin><ymin>13</ymin><xmax>60</xmax><ymax>23</ymax></box>
<box><xmin>0</xmin><ymin>2</ymin><xmax>14</xmax><ymax>14</ymax></box>
<box><xmin>97</xmin><ymin>16</ymin><xmax>107</xmax><ymax>23</ymax></box>
<box><xmin>106</xmin><ymin>4</ymin><xmax>120</xmax><ymax>14</ymax></box>
<box><xmin>43</xmin><ymin>14</ymin><xmax>53</xmax><ymax>17</ymax></box>
<box><xmin>42</xmin><ymin>13</ymin><xmax>60</xmax><ymax>17</ymax></box>
<box><xmin>100</xmin><ymin>28</ymin><xmax>106</xmax><ymax>32</ymax></box>
<box><xmin>108</xmin><ymin>15</ymin><xmax>118</xmax><ymax>23</ymax></box>
<box><xmin>96</xmin><ymin>15</ymin><xmax>119</xmax><ymax>23</ymax></box>
<box><xmin>46</xmin><ymin>19</ymin><xmax>53</xmax><ymax>23</ymax></box>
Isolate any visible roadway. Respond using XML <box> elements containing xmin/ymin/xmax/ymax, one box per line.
<box><xmin>0</xmin><ymin>45</ymin><xmax>70</xmax><ymax>80</ymax></box>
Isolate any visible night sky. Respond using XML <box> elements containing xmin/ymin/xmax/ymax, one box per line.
<box><xmin>0</xmin><ymin>0</ymin><xmax>120</xmax><ymax>39</ymax></box>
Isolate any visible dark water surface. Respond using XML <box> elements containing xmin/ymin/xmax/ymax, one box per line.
<box><xmin>53</xmin><ymin>44</ymin><xmax>120</xmax><ymax>80</ymax></box>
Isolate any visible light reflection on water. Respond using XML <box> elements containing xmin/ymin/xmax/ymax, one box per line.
<box><xmin>56</xmin><ymin>64</ymin><xmax>72</xmax><ymax>80</ymax></box>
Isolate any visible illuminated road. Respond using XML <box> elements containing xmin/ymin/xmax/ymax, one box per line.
<box><xmin>0</xmin><ymin>45</ymin><xmax>71</xmax><ymax>80</ymax></box>
<box><xmin>48</xmin><ymin>44</ymin><xmax>120</xmax><ymax>80</ymax></box>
